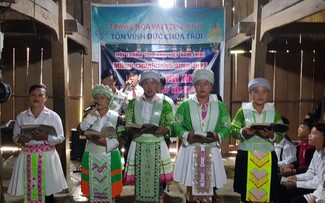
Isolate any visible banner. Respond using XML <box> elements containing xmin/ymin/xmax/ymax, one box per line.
<box><xmin>101</xmin><ymin>43</ymin><xmax>221</xmax><ymax>105</ymax></box>
<box><xmin>92</xmin><ymin>4</ymin><xmax>225</xmax><ymax>62</ymax></box>
<box><xmin>92</xmin><ymin>4</ymin><xmax>225</xmax><ymax>104</ymax></box>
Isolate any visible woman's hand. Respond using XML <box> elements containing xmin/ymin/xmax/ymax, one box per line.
<box><xmin>280</xmin><ymin>166</ymin><xmax>294</xmax><ymax>175</ymax></box>
<box><xmin>242</xmin><ymin>126</ymin><xmax>257</xmax><ymax>139</ymax></box>
<box><xmin>32</xmin><ymin>130</ymin><xmax>49</xmax><ymax>141</ymax></box>
<box><xmin>88</xmin><ymin>104</ymin><xmax>97</xmax><ymax>116</ymax></box>
<box><xmin>308</xmin><ymin>196</ymin><xmax>316</xmax><ymax>203</ymax></box>
<box><xmin>91</xmin><ymin>136</ymin><xmax>107</xmax><ymax>147</ymax></box>
<box><xmin>154</xmin><ymin>126</ymin><xmax>169</xmax><ymax>135</ymax></box>
<box><xmin>204</xmin><ymin>131</ymin><xmax>219</xmax><ymax>143</ymax></box>
<box><xmin>17</xmin><ymin>135</ymin><xmax>32</xmax><ymax>144</ymax></box>
<box><xmin>258</xmin><ymin>128</ymin><xmax>275</xmax><ymax>139</ymax></box>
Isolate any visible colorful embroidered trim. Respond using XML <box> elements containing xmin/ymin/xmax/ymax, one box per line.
<box><xmin>246</xmin><ymin>151</ymin><xmax>272</xmax><ymax>202</ymax></box>
<box><xmin>135</xmin><ymin>142</ymin><xmax>161</xmax><ymax>202</ymax></box>
<box><xmin>24</xmin><ymin>150</ymin><xmax>47</xmax><ymax>203</ymax></box>
<box><xmin>89</xmin><ymin>153</ymin><xmax>112</xmax><ymax>203</ymax></box>
<box><xmin>192</xmin><ymin>146</ymin><xmax>213</xmax><ymax>201</ymax></box>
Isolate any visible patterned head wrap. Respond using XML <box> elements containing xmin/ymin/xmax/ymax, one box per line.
<box><xmin>91</xmin><ymin>84</ymin><xmax>113</xmax><ymax>100</ymax></box>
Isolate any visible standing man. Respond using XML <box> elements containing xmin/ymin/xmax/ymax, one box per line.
<box><xmin>123</xmin><ymin>70</ymin><xmax>174</xmax><ymax>203</ymax></box>
<box><xmin>173</xmin><ymin>68</ymin><xmax>231</xmax><ymax>203</ymax></box>
<box><xmin>123</xmin><ymin>68</ymin><xmax>144</xmax><ymax>100</ymax></box>
<box><xmin>231</xmin><ymin>78</ymin><xmax>283</xmax><ymax>203</ymax></box>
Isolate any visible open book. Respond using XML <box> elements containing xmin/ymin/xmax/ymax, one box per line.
<box><xmin>84</xmin><ymin>126</ymin><xmax>117</xmax><ymax>140</ymax></box>
<box><xmin>125</xmin><ymin>123</ymin><xmax>159</xmax><ymax>134</ymax></box>
<box><xmin>21</xmin><ymin>124</ymin><xmax>57</xmax><ymax>137</ymax></box>
<box><xmin>250</xmin><ymin>123</ymin><xmax>289</xmax><ymax>133</ymax></box>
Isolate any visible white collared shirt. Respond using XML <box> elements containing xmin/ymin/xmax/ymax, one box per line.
<box><xmin>80</xmin><ymin>110</ymin><xmax>119</xmax><ymax>152</ymax></box>
<box><xmin>13</xmin><ymin>107</ymin><xmax>65</xmax><ymax>146</ymax></box>
<box><xmin>275</xmin><ymin>137</ymin><xmax>297</xmax><ymax>167</ymax></box>
<box><xmin>296</xmin><ymin>150</ymin><xmax>325</xmax><ymax>189</ymax></box>
<box><xmin>125</xmin><ymin>84</ymin><xmax>144</xmax><ymax>100</ymax></box>
<box><xmin>140</xmin><ymin>93</ymin><xmax>161</xmax><ymax>123</ymax></box>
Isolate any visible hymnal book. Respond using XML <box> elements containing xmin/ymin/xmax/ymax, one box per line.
<box><xmin>125</xmin><ymin>123</ymin><xmax>159</xmax><ymax>134</ymax></box>
<box><xmin>250</xmin><ymin>123</ymin><xmax>289</xmax><ymax>133</ymax></box>
<box><xmin>21</xmin><ymin>124</ymin><xmax>57</xmax><ymax>137</ymax></box>
<box><xmin>84</xmin><ymin>126</ymin><xmax>117</xmax><ymax>140</ymax></box>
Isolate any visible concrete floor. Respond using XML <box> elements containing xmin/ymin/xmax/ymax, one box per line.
<box><xmin>1</xmin><ymin>149</ymin><xmax>240</xmax><ymax>203</ymax></box>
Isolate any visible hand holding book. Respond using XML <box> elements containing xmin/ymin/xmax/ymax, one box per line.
<box><xmin>250</xmin><ymin>123</ymin><xmax>289</xmax><ymax>133</ymax></box>
<box><xmin>84</xmin><ymin>126</ymin><xmax>117</xmax><ymax>141</ymax></box>
<box><xmin>125</xmin><ymin>123</ymin><xmax>159</xmax><ymax>134</ymax></box>
<box><xmin>21</xmin><ymin>124</ymin><xmax>57</xmax><ymax>140</ymax></box>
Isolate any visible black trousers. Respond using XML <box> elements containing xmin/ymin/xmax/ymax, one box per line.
<box><xmin>290</xmin><ymin>195</ymin><xmax>308</xmax><ymax>203</ymax></box>
<box><xmin>277</xmin><ymin>186</ymin><xmax>314</xmax><ymax>203</ymax></box>
<box><xmin>45</xmin><ymin>194</ymin><xmax>55</xmax><ymax>203</ymax></box>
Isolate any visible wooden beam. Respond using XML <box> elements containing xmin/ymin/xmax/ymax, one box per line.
<box><xmin>261</xmin><ymin>0</ymin><xmax>325</xmax><ymax>40</ymax></box>
<box><xmin>226</xmin><ymin>0</ymin><xmax>317</xmax><ymax>48</ymax></box>
<box><xmin>10</xmin><ymin>0</ymin><xmax>59</xmax><ymax>39</ymax></box>
<box><xmin>10</xmin><ymin>0</ymin><xmax>89</xmax><ymax>50</ymax></box>
<box><xmin>64</xmin><ymin>18</ymin><xmax>89</xmax><ymax>53</ymax></box>
<box><xmin>250</xmin><ymin>0</ymin><xmax>269</xmax><ymax>78</ymax></box>
<box><xmin>226</xmin><ymin>25</ymin><xmax>250</xmax><ymax>49</ymax></box>
<box><xmin>222</xmin><ymin>0</ymin><xmax>234</xmax><ymax>155</ymax></box>
<box><xmin>52</xmin><ymin>0</ymin><xmax>70</xmax><ymax>187</ymax></box>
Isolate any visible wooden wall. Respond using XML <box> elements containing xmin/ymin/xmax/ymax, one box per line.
<box><xmin>230</xmin><ymin>49</ymin><xmax>325</xmax><ymax>142</ymax></box>
<box><xmin>1</xmin><ymin>37</ymin><xmax>86</xmax><ymax>134</ymax></box>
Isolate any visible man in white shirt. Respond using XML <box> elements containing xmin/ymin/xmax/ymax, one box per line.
<box><xmin>122</xmin><ymin>68</ymin><xmax>144</xmax><ymax>100</ymax></box>
<box><xmin>280</xmin><ymin>123</ymin><xmax>325</xmax><ymax>203</ymax></box>
<box><xmin>275</xmin><ymin>117</ymin><xmax>297</xmax><ymax>167</ymax></box>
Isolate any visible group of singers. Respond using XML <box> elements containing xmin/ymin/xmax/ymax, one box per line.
<box><xmin>6</xmin><ymin>67</ymin><xmax>325</xmax><ymax>203</ymax></box>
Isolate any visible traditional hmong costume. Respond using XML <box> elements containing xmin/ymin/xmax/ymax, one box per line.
<box><xmin>123</xmin><ymin>93</ymin><xmax>174</xmax><ymax>203</ymax></box>
<box><xmin>80</xmin><ymin>109</ymin><xmax>123</xmax><ymax>203</ymax></box>
<box><xmin>231</xmin><ymin>102</ymin><xmax>283</xmax><ymax>202</ymax></box>
<box><xmin>80</xmin><ymin>84</ymin><xmax>122</xmax><ymax>203</ymax></box>
<box><xmin>7</xmin><ymin>107</ymin><xmax>68</xmax><ymax>203</ymax></box>
<box><xmin>173</xmin><ymin>94</ymin><xmax>231</xmax><ymax>202</ymax></box>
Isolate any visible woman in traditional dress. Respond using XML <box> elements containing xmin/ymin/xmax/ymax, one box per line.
<box><xmin>123</xmin><ymin>70</ymin><xmax>174</xmax><ymax>203</ymax></box>
<box><xmin>7</xmin><ymin>83</ymin><xmax>68</xmax><ymax>203</ymax></box>
<box><xmin>231</xmin><ymin>78</ymin><xmax>283</xmax><ymax>203</ymax></box>
<box><xmin>80</xmin><ymin>84</ymin><xmax>123</xmax><ymax>203</ymax></box>
<box><xmin>173</xmin><ymin>68</ymin><xmax>231</xmax><ymax>203</ymax></box>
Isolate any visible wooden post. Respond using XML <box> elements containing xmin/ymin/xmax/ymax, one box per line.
<box><xmin>0</xmin><ymin>29</ymin><xmax>6</xmax><ymax>203</ymax></box>
<box><xmin>222</xmin><ymin>0</ymin><xmax>234</xmax><ymax>156</ymax></box>
<box><xmin>250</xmin><ymin>0</ymin><xmax>269</xmax><ymax>79</ymax></box>
<box><xmin>51</xmin><ymin>0</ymin><xmax>71</xmax><ymax>190</ymax></box>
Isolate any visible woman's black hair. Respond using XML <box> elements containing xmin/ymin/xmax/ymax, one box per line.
<box><xmin>29</xmin><ymin>83</ymin><xmax>47</xmax><ymax>95</ymax></box>
<box><xmin>101</xmin><ymin>69</ymin><xmax>117</xmax><ymax>81</ymax></box>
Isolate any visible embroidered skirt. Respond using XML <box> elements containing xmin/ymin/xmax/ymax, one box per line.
<box><xmin>7</xmin><ymin>144</ymin><xmax>68</xmax><ymax>198</ymax></box>
<box><xmin>173</xmin><ymin>145</ymin><xmax>227</xmax><ymax>189</ymax></box>
<box><xmin>233</xmin><ymin>150</ymin><xmax>278</xmax><ymax>202</ymax></box>
<box><xmin>123</xmin><ymin>140</ymin><xmax>173</xmax><ymax>185</ymax></box>
<box><xmin>81</xmin><ymin>149</ymin><xmax>123</xmax><ymax>199</ymax></box>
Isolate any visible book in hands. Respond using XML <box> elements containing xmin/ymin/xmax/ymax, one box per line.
<box><xmin>250</xmin><ymin>123</ymin><xmax>289</xmax><ymax>133</ymax></box>
<box><xmin>84</xmin><ymin>126</ymin><xmax>117</xmax><ymax>140</ymax></box>
<box><xmin>125</xmin><ymin>123</ymin><xmax>159</xmax><ymax>134</ymax></box>
<box><xmin>21</xmin><ymin>124</ymin><xmax>58</xmax><ymax>137</ymax></box>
